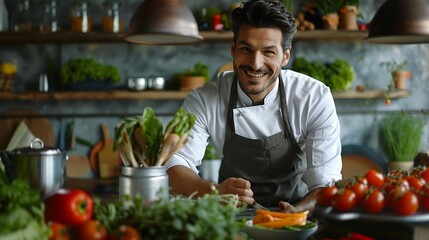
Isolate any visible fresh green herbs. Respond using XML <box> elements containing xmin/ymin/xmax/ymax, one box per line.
<box><xmin>94</xmin><ymin>190</ymin><xmax>246</xmax><ymax>240</ymax></box>
<box><xmin>381</xmin><ymin>113</ymin><xmax>424</xmax><ymax>162</ymax></box>
<box><xmin>60</xmin><ymin>57</ymin><xmax>121</xmax><ymax>84</ymax></box>
<box><xmin>292</xmin><ymin>57</ymin><xmax>354</xmax><ymax>91</ymax></box>
<box><xmin>203</xmin><ymin>143</ymin><xmax>219</xmax><ymax>160</ymax></box>
<box><xmin>0</xmin><ymin>168</ymin><xmax>50</xmax><ymax>239</ymax></box>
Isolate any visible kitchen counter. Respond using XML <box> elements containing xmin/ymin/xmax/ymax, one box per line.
<box><xmin>63</xmin><ymin>178</ymin><xmax>429</xmax><ymax>240</ymax></box>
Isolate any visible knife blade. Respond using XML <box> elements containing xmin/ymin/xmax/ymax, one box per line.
<box><xmin>251</xmin><ymin>201</ymin><xmax>269</xmax><ymax>210</ymax></box>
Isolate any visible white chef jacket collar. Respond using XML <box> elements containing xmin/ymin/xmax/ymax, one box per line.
<box><xmin>237</xmin><ymin>77</ymin><xmax>280</xmax><ymax>106</ymax></box>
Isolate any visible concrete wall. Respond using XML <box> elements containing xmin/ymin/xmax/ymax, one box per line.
<box><xmin>1</xmin><ymin>0</ymin><xmax>429</xmax><ymax>176</ymax></box>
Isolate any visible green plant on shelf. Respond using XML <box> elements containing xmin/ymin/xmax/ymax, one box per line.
<box><xmin>60</xmin><ymin>58</ymin><xmax>120</xmax><ymax>85</ymax></box>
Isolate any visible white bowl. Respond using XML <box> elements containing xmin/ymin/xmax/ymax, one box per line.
<box><xmin>241</xmin><ymin>221</ymin><xmax>318</xmax><ymax>240</ymax></box>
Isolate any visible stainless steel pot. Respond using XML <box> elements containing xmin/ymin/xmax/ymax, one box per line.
<box><xmin>0</xmin><ymin>138</ymin><xmax>68</xmax><ymax>198</ymax></box>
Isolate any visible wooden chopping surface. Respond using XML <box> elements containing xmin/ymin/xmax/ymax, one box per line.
<box><xmin>0</xmin><ymin>109</ymin><xmax>55</xmax><ymax>149</ymax></box>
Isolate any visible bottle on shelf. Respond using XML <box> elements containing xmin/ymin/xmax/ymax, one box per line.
<box><xmin>0</xmin><ymin>0</ymin><xmax>8</xmax><ymax>31</ymax></box>
<box><xmin>102</xmin><ymin>0</ymin><xmax>123</xmax><ymax>33</ymax></box>
<box><xmin>40</xmin><ymin>0</ymin><xmax>59</xmax><ymax>32</ymax></box>
<box><xmin>12</xmin><ymin>0</ymin><xmax>32</xmax><ymax>32</ymax></box>
<box><xmin>71</xmin><ymin>0</ymin><xmax>91</xmax><ymax>33</ymax></box>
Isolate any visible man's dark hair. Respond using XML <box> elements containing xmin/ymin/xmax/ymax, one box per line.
<box><xmin>231</xmin><ymin>0</ymin><xmax>297</xmax><ymax>51</ymax></box>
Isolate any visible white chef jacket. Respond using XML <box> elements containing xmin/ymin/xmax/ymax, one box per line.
<box><xmin>165</xmin><ymin>69</ymin><xmax>342</xmax><ymax>191</ymax></box>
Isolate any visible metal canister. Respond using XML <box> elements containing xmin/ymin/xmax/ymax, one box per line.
<box><xmin>119</xmin><ymin>166</ymin><xmax>169</xmax><ymax>203</ymax></box>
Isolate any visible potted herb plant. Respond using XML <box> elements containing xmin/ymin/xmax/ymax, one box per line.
<box><xmin>381</xmin><ymin>113</ymin><xmax>424</xmax><ymax>171</ymax></box>
<box><xmin>380</xmin><ymin>59</ymin><xmax>411</xmax><ymax>90</ymax></box>
<box><xmin>60</xmin><ymin>58</ymin><xmax>121</xmax><ymax>90</ymax></box>
<box><xmin>200</xmin><ymin>143</ymin><xmax>221</xmax><ymax>183</ymax></box>
<box><xmin>177</xmin><ymin>62</ymin><xmax>210</xmax><ymax>91</ymax></box>
<box><xmin>317</xmin><ymin>0</ymin><xmax>342</xmax><ymax>30</ymax></box>
<box><xmin>339</xmin><ymin>0</ymin><xmax>360</xmax><ymax>30</ymax></box>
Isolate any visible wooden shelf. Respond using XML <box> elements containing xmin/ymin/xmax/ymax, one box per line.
<box><xmin>0</xmin><ymin>90</ymin><xmax>189</xmax><ymax>100</ymax></box>
<box><xmin>0</xmin><ymin>89</ymin><xmax>408</xmax><ymax>101</ymax></box>
<box><xmin>0</xmin><ymin>30</ymin><xmax>368</xmax><ymax>44</ymax></box>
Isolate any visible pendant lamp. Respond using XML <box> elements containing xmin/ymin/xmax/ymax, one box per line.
<box><xmin>126</xmin><ymin>0</ymin><xmax>203</xmax><ymax>45</ymax></box>
<box><xmin>368</xmin><ymin>0</ymin><xmax>429</xmax><ymax>44</ymax></box>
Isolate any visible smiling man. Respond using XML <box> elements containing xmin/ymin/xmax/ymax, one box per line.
<box><xmin>166</xmin><ymin>0</ymin><xmax>342</xmax><ymax>214</ymax></box>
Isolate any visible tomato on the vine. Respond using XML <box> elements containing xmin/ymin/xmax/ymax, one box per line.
<box><xmin>74</xmin><ymin>220</ymin><xmax>108</xmax><ymax>240</ymax></box>
<box><xmin>392</xmin><ymin>190</ymin><xmax>419</xmax><ymax>216</ymax></box>
<box><xmin>365</xmin><ymin>169</ymin><xmax>384</xmax><ymax>188</ymax></box>
<box><xmin>332</xmin><ymin>189</ymin><xmax>357</xmax><ymax>212</ymax></box>
<box><xmin>419</xmin><ymin>184</ymin><xmax>429</xmax><ymax>212</ymax></box>
<box><xmin>317</xmin><ymin>185</ymin><xmax>338</xmax><ymax>207</ymax></box>
<box><xmin>420</xmin><ymin>168</ymin><xmax>429</xmax><ymax>182</ymax></box>
<box><xmin>405</xmin><ymin>175</ymin><xmax>426</xmax><ymax>191</ymax></box>
<box><xmin>109</xmin><ymin>225</ymin><xmax>142</xmax><ymax>240</ymax></box>
<box><xmin>47</xmin><ymin>221</ymin><xmax>70</xmax><ymax>240</ymax></box>
<box><xmin>360</xmin><ymin>189</ymin><xmax>385</xmax><ymax>214</ymax></box>
<box><xmin>347</xmin><ymin>176</ymin><xmax>369</xmax><ymax>201</ymax></box>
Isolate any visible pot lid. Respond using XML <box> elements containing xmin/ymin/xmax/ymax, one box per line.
<box><xmin>12</xmin><ymin>138</ymin><xmax>64</xmax><ymax>156</ymax></box>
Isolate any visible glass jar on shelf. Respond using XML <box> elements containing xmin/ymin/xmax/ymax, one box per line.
<box><xmin>13</xmin><ymin>0</ymin><xmax>32</xmax><ymax>32</ymax></box>
<box><xmin>40</xmin><ymin>0</ymin><xmax>59</xmax><ymax>32</ymax></box>
<box><xmin>71</xmin><ymin>0</ymin><xmax>91</xmax><ymax>33</ymax></box>
<box><xmin>102</xmin><ymin>0</ymin><xmax>122</xmax><ymax>33</ymax></box>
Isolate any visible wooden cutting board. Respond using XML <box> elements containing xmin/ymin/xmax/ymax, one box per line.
<box><xmin>97</xmin><ymin>123</ymin><xmax>118</xmax><ymax>178</ymax></box>
<box><xmin>67</xmin><ymin>154</ymin><xmax>91</xmax><ymax>178</ymax></box>
<box><xmin>0</xmin><ymin>109</ymin><xmax>55</xmax><ymax>149</ymax></box>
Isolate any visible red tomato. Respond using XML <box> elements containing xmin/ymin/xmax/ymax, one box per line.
<box><xmin>406</xmin><ymin>175</ymin><xmax>426</xmax><ymax>191</ymax></box>
<box><xmin>317</xmin><ymin>185</ymin><xmax>338</xmax><ymax>207</ymax></box>
<box><xmin>419</xmin><ymin>184</ymin><xmax>429</xmax><ymax>212</ymax></box>
<box><xmin>347</xmin><ymin>176</ymin><xmax>369</xmax><ymax>202</ymax></box>
<box><xmin>384</xmin><ymin>178</ymin><xmax>410</xmax><ymax>208</ymax></box>
<box><xmin>47</xmin><ymin>221</ymin><xmax>70</xmax><ymax>240</ymax></box>
<box><xmin>360</xmin><ymin>189</ymin><xmax>385</xmax><ymax>214</ymax></box>
<box><xmin>45</xmin><ymin>189</ymin><xmax>94</xmax><ymax>226</ymax></box>
<box><xmin>74</xmin><ymin>220</ymin><xmax>108</xmax><ymax>240</ymax></box>
<box><xmin>392</xmin><ymin>190</ymin><xmax>419</xmax><ymax>216</ymax></box>
<box><xmin>365</xmin><ymin>169</ymin><xmax>384</xmax><ymax>188</ymax></box>
<box><xmin>420</xmin><ymin>168</ymin><xmax>429</xmax><ymax>182</ymax></box>
<box><xmin>109</xmin><ymin>225</ymin><xmax>142</xmax><ymax>240</ymax></box>
<box><xmin>332</xmin><ymin>189</ymin><xmax>357</xmax><ymax>212</ymax></box>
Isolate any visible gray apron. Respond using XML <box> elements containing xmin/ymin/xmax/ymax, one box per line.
<box><xmin>219</xmin><ymin>75</ymin><xmax>308</xmax><ymax>207</ymax></box>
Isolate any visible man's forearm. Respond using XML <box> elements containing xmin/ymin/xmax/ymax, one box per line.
<box><xmin>167</xmin><ymin>165</ymin><xmax>214</xmax><ymax>198</ymax></box>
<box><xmin>294</xmin><ymin>187</ymin><xmax>322</xmax><ymax>214</ymax></box>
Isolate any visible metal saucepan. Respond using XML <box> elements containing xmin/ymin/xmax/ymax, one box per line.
<box><xmin>0</xmin><ymin>138</ymin><xmax>68</xmax><ymax>198</ymax></box>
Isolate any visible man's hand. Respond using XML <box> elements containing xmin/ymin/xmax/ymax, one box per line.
<box><xmin>279</xmin><ymin>201</ymin><xmax>297</xmax><ymax>213</ymax></box>
<box><xmin>216</xmin><ymin>177</ymin><xmax>254</xmax><ymax>205</ymax></box>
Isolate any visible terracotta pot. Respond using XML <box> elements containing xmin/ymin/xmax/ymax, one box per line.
<box><xmin>180</xmin><ymin>76</ymin><xmax>206</xmax><ymax>91</ymax></box>
<box><xmin>393</xmin><ymin>70</ymin><xmax>412</xmax><ymax>90</ymax></box>
<box><xmin>323</xmin><ymin>13</ymin><xmax>339</xmax><ymax>30</ymax></box>
<box><xmin>339</xmin><ymin>6</ymin><xmax>358</xmax><ymax>30</ymax></box>
<box><xmin>388</xmin><ymin>161</ymin><xmax>414</xmax><ymax>171</ymax></box>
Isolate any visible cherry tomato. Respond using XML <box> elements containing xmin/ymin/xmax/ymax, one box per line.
<box><xmin>419</xmin><ymin>184</ymin><xmax>429</xmax><ymax>212</ymax></box>
<box><xmin>392</xmin><ymin>190</ymin><xmax>419</xmax><ymax>216</ymax></box>
<box><xmin>360</xmin><ymin>189</ymin><xmax>385</xmax><ymax>214</ymax></box>
<box><xmin>384</xmin><ymin>178</ymin><xmax>410</xmax><ymax>208</ymax></box>
<box><xmin>74</xmin><ymin>220</ymin><xmax>108</xmax><ymax>240</ymax></box>
<box><xmin>47</xmin><ymin>221</ymin><xmax>70</xmax><ymax>240</ymax></box>
<box><xmin>365</xmin><ymin>169</ymin><xmax>385</xmax><ymax>188</ymax></box>
<box><xmin>347</xmin><ymin>176</ymin><xmax>369</xmax><ymax>202</ymax></box>
<box><xmin>420</xmin><ymin>168</ymin><xmax>429</xmax><ymax>182</ymax></box>
<box><xmin>356</xmin><ymin>85</ymin><xmax>364</xmax><ymax>92</ymax></box>
<box><xmin>109</xmin><ymin>225</ymin><xmax>142</xmax><ymax>240</ymax></box>
<box><xmin>332</xmin><ymin>189</ymin><xmax>357</xmax><ymax>212</ymax></box>
<box><xmin>45</xmin><ymin>189</ymin><xmax>94</xmax><ymax>226</ymax></box>
<box><xmin>406</xmin><ymin>175</ymin><xmax>426</xmax><ymax>191</ymax></box>
<box><xmin>317</xmin><ymin>185</ymin><xmax>338</xmax><ymax>207</ymax></box>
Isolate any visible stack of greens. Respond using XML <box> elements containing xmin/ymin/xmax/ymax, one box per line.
<box><xmin>292</xmin><ymin>57</ymin><xmax>354</xmax><ymax>91</ymax></box>
<box><xmin>114</xmin><ymin>107</ymin><xmax>196</xmax><ymax>167</ymax></box>
<box><xmin>94</xmin><ymin>189</ymin><xmax>246</xmax><ymax>240</ymax></box>
<box><xmin>60</xmin><ymin>57</ymin><xmax>120</xmax><ymax>85</ymax></box>
<box><xmin>0</xmin><ymin>167</ymin><xmax>50</xmax><ymax>239</ymax></box>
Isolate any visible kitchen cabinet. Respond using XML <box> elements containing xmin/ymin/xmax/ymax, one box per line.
<box><xmin>0</xmin><ymin>30</ymin><xmax>409</xmax><ymax>101</ymax></box>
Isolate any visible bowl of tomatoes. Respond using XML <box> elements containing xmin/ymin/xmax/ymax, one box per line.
<box><xmin>315</xmin><ymin>167</ymin><xmax>429</xmax><ymax>224</ymax></box>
